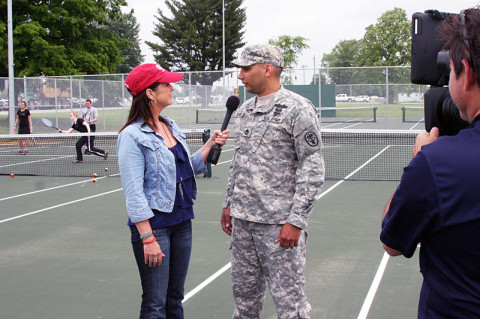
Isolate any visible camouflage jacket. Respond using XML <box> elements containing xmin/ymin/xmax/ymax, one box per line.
<box><xmin>223</xmin><ymin>87</ymin><xmax>325</xmax><ymax>229</ymax></box>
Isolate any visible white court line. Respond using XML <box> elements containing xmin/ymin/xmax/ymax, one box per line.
<box><xmin>183</xmin><ymin>262</ymin><xmax>232</xmax><ymax>303</ymax></box>
<box><xmin>357</xmin><ymin>252</ymin><xmax>390</xmax><ymax>319</ymax></box>
<box><xmin>0</xmin><ymin>173</ymin><xmax>120</xmax><ymax>202</ymax></box>
<box><xmin>0</xmin><ymin>155</ymin><xmax>73</xmax><ymax>168</ymax></box>
<box><xmin>342</xmin><ymin>122</ymin><xmax>364</xmax><ymax>129</ymax></box>
<box><xmin>409</xmin><ymin>119</ymin><xmax>425</xmax><ymax>130</ymax></box>
<box><xmin>0</xmin><ymin>188</ymin><xmax>122</xmax><ymax>224</ymax></box>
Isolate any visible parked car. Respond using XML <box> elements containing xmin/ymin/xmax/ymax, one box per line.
<box><xmin>0</xmin><ymin>99</ymin><xmax>8</xmax><ymax>111</ymax></box>
<box><xmin>354</xmin><ymin>95</ymin><xmax>371</xmax><ymax>102</ymax></box>
<box><xmin>191</xmin><ymin>96</ymin><xmax>203</xmax><ymax>104</ymax></box>
<box><xmin>176</xmin><ymin>96</ymin><xmax>188</xmax><ymax>104</ymax></box>
<box><xmin>176</xmin><ymin>96</ymin><xmax>202</xmax><ymax>104</ymax></box>
<box><xmin>335</xmin><ymin>94</ymin><xmax>353</xmax><ymax>102</ymax></box>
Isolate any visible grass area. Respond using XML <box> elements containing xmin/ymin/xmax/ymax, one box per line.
<box><xmin>333</xmin><ymin>102</ymin><xmax>423</xmax><ymax>118</ymax></box>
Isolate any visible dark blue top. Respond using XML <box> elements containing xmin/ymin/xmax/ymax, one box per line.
<box><xmin>128</xmin><ymin>142</ymin><xmax>195</xmax><ymax>228</ymax></box>
<box><xmin>381</xmin><ymin>116</ymin><xmax>480</xmax><ymax>318</ymax></box>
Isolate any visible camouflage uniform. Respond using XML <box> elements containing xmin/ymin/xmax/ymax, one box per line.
<box><xmin>224</xmin><ymin>44</ymin><xmax>325</xmax><ymax>319</ymax></box>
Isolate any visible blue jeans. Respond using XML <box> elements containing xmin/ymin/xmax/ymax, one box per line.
<box><xmin>130</xmin><ymin>220</ymin><xmax>193</xmax><ymax>319</ymax></box>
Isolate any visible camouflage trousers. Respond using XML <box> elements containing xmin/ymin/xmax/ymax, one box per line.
<box><xmin>230</xmin><ymin>218</ymin><xmax>311</xmax><ymax>319</ymax></box>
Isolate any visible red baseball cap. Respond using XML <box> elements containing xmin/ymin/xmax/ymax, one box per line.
<box><xmin>124</xmin><ymin>63</ymin><xmax>184</xmax><ymax>96</ymax></box>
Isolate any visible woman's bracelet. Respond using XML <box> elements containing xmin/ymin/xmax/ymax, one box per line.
<box><xmin>142</xmin><ymin>236</ymin><xmax>156</xmax><ymax>245</ymax></box>
<box><xmin>139</xmin><ymin>231</ymin><xmax>153</xmax><ymax>240</ymax></box>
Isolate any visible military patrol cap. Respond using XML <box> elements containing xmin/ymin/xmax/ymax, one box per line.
<box><xmin>232</xmin><ymin>44</ymin><xmax>285</xmax><ymax>68</ymax></box>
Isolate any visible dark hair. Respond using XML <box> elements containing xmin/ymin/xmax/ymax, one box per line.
<box><xmin>273</xmin><ymin>65</ymin><xmax>283</xmax><ymax>77</ymax></box>
<box><xmin>439</xmin><ymin>7</ymin><xmax>480</xmax><ymax>81</ymax></box>
<box><xmin>86</xmin><ymin>99</ymin><xmax>92</xmax><ymax>104</ymax></box>
<box><xmin>119</xmin><ymin>82</ymin><xmax>161</xmax><ymax>133</ymax></box>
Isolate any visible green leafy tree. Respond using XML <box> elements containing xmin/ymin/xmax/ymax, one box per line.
<box><xmin>322</xmin><ymin>39</ymin><xmax>361</xmax><ymax>68</ymax></box>
<box><xmin>0</xmin><ymin>0</ymin><xmax>128</xmax><ymax>77</ymax></box>
<box><xmin>355</xmin><ymin>8</ymin><xmax>411</xmax><ymax>101</ymax></box>
<box><xmin>355</xmin><ymin>8</ymin><xmax>411</xmax><ymax>67</ymax></box>
<box><xmin>108</xmin><ymin>9</ymin><xmax>144</xmax><ymax>74</ymax></box>
<box><xmin>321</xmin><ymin>39</ymin><xmax>361</xmax><ymax>85</ymax></box>
<box><xmin>268</xmin><ymin>35</ymin><xmax>309</xmax><ymax>84</ymax></box>
<box><xmin>148</xmin><ymin>0</ymin><xmax>246</xmax><ymax>88</ymax></box>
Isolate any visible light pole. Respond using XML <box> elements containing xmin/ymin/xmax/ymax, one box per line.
<box><xmin>7</xmin><ymin>0</ymin><xmax>15</xmax><ymax>134</ymax></box>
<box><xmin>222</xmin><ymin>0</ymin><xmax>226</xmax><ymax>102</ymax></box>
<box><xmin>302</xmin><ymin>65</ymin><xmax>307</xmax><ymax>85</ymax></box>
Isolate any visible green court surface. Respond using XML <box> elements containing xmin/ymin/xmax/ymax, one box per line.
<box><xmin>0</xmin><ymin>142</ymin><xmax>423</xmax><ymax>318</ymax></box>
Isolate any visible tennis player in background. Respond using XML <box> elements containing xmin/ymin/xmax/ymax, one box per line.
<box><xmin>14</xmin><ymin>100</ymin><xmax>32</xmax><ymax>155</ymax></box>
<box><xmin>57</xmin><ymin>111</ymin><xmax>108</xmax><ymax>163</ymax></box>
<box><xmin>118</xmin><ymin>63</ymin><xmax>229</xmax><ymax>319</ymax></box>
<box><xmin>81</xmin><ymin>98</ymin><xmax>98</xmax><ymax>155</ymax></box>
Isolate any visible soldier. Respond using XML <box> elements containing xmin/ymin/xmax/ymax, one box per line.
<box><xmin>221</xmin><ymin>44</ymin><xmax>325</xmax><ymax>319</ymax></box>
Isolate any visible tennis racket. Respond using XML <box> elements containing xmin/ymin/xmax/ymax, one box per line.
<box><xmin>41</xmin><ymin>117</ymin><xmax>59</xmax><ymax>131</ymax></box>
<box><xmin>85</xmin><ymin>110</ymin><xmax>91</xmax><ymax>123</ymax></box>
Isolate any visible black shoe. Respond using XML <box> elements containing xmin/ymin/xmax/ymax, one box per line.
<box><xmin>104</xmin><ymin>150</ymin><xmax>109</xmax><ymax>160</ymax></box>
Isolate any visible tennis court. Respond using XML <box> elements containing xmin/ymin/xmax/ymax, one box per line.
<box><xmin>0</xmin><ymin>127</ymin><xmax>426</xmax><ymax>318</ymax></box>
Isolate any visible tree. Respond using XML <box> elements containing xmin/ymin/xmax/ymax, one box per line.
<box><xmin>0</xmin><ymin>0</ymin><xmax>128</xmax><ymax>77</ymax></box>
<box><xmin>321</xmin><ymin>39</ymin><xmax>361</xmax><ymax>85</ymax></box>
<box><xmin>322</xmin><ymin>39</ymin><xmax>361</xmax><ymax>68</ymax></box>
<box><xmin>354</xmin><ymin>8</ymin><xmax>411</xmax><ymax>101</ymax></box>
<box><xmin>107</xmin><ymin>9</ymin><xmax>144</xmax><ymax>73</ymax></box>
<box><xmin>147</xmin><ymin>0</ymin><xmax>246</xmax><ymax>88</ymax></box>
<box><xmin>355</xmin><ymin>8</ymin><xmax>411</xmax><ymax>67</ymax></box>
<box><xmin>268</xmin><ymin>35</ymin><xmax>309</xmax><ymax>84</ymax></box>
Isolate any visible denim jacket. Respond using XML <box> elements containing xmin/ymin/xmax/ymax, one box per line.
<box><xmin>117</xmin><ymin>117</ymin><xmax>206</xmax><ymax>223</ymax></box>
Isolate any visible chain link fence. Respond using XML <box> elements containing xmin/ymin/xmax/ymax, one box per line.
<box><xmin>0</xmin><ymin>66</ymin><xmax>429</xmax><ymax>134</ymax></box>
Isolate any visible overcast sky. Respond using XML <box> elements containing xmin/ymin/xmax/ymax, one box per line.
<box><xmin>124</xmin><ymin>0</ymin><xmax>479</xmax><ymax>68</ymax></box>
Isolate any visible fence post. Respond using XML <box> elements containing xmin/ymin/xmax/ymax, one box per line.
<box><xmin>122</xmin><ymin>74</ymin><xmax>126</xmax><ymax>124</ymax></box>
<box><xmin>385</xmin><ymin>66</ymin><xmax>389</xmax><ymax>128</ymax></box>
<box><xmin>102</xmin><ymin>80</ymin><xmax>105</xmax><ymax>130</ymax></box>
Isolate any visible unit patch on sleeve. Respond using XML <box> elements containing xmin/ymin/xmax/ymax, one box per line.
<box><xmin>305</xmin><ymin>132</ymin><xmax>319</xmax><ymax>147</ymax></box>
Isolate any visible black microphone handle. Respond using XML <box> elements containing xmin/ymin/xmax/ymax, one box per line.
<box><xmin>220</xmin><ymin>108</ymin><xmax>235</xmax><ymax>132</ymax></box>
<box><xmin>207</xmin><ymin>109</ymin><xmax>234</xmax><ymax>164</ymax></box>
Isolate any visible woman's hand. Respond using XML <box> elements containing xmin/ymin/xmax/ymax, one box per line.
<box><xmin>143</xmin><ymin>240</ymin><xmax>165</xmax><ymax>268</ymax></box>
<box><xmin>210</xmin><ymin>129</ymin><xmax>230</xmax><ymax>147</ymax></box>
<box><xmin>200</xmin><ymin>129</ymin><xmax>230</xmax><ymax>162</ymax></box>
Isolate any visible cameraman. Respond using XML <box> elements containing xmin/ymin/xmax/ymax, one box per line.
<box><xmin>381</xmin><ymin>7</ymin><xmax>480</xmax><ymax>318</ymax></box>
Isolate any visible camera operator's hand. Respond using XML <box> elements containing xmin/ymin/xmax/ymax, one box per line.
<box><xmin>413</xmin><ymin>127</ymin><xmax>440</xmax><ymax>157</ymax></box>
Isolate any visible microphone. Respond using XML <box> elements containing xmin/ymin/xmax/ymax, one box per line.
<box><xmin>207</xmin><ymin>95</ymin><xmax>240</xmax><ymax>164</ymax></box>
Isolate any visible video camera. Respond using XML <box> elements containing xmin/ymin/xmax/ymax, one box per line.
<box><xmin>411</xmin><ymin>10</ymin><xmax>470</xmax><ymax>135</ymax></box>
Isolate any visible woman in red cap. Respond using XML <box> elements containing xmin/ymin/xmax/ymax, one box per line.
<box><xmin>118</xmin><ymin>63</ymin><xmax>229</xmax><ymax>318</ymax></box>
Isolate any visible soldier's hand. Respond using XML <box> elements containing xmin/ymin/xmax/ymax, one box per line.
<box><xmin>221</xmin><ymin>208</ymin><xmax>233</xmax><ymax>236</ymax></box>
<box><xmin>276</xmin><ymin>223</ymin><xmax>301</xmax><ymax>249</ymax></box>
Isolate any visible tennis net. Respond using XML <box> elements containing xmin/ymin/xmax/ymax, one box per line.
<box><xmin>196</xmin><ymin>106</ymin><xmax>378</xmax><ymax>125</ymax></box>
<box><xmin>321</xmin><ymin>129</ymin><xmax>420</xmax><ymax>181</ymax></box>
<box><xmin>0</xmin><ymin>130</ymin><xmax>210</xmax><ymax>177</ymax></box>
<box><xmin>0</xmin><ymin>129</ymin><xmax>421</xmax><ymax>180</ymax></box>
<box><xmin>196</xmin><ymin>108</ymin><xmax>226</xmax><ymax>125</ymax></box>
<box><xmin>402</xmin><ymin>106</ymin><xmax>425</xmax><ymax>123</ymax></box>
